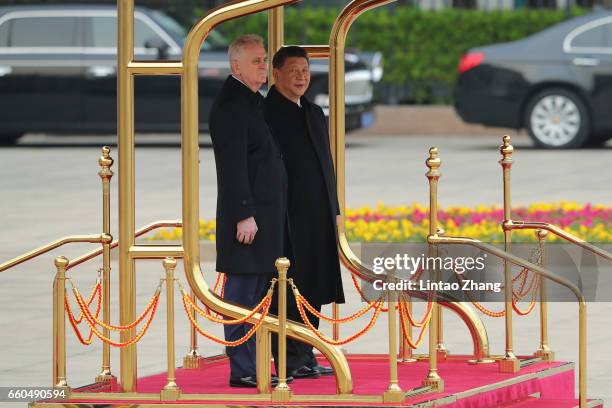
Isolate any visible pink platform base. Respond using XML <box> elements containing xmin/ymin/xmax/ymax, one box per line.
<box><xmin>35</xmin><ymin>354</ymin><xmax>603</xmax><ymax>407</ymax></box>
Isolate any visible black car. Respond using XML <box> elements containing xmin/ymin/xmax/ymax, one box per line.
<box><xmin>0</xmin><ymin>5</ymin><xmax>379</xmax><ymax>145</ymax></box>
<box><xmin>454</xmin><ymin>11</ymin><xmax>612</xmax><ymax>149</ymax></box>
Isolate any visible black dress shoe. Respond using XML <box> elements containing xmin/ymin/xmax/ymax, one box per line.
<box><xmin>310</xmin><ymin>364</ymin><xmax>333</xmax><ymax>376</ymax></box>
<box><xmin>230</xmin><ymin>375</ymin><xmax>292</xmax><ymax>388</ymax></box>
<box><xmin>229</xmin><ymin>375</ymin><xmax>258</xmax><ymax>388</ymax></box>
<box><xmin>291</xmin><ymin>365</ymin><xmax>321</xmax><ymax>379</ymax></box>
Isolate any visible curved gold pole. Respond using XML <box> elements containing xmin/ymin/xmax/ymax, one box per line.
<box><xmin>329</xmin><ymin>0</ymin><xmax>396</xmax><ymax>194</ymax></box>
<box><xmin>180</xmin><ymin>0</ymin><xmax>352</xmax><ymax>395</ymax></box>
<box><xmin>440</xmin><ymin>298</ymin><xmax>490</xmax><ymax>362</ymax></box>
<box><xmin>267</xmin><ymin>6</ymin><xmax>284</xmax><ymax>86</ymax></box>
<box><xmin>328</xmin><ymin>0</ymin><xmax>394</xmax><ymax>349</ymax></box>
<box><xmin>302</xmin><ymin>45</ymin><xmax>330</xmax><ymax>59</ymax></box>
<box><xmin>327</xmin><ymin>0</ymin><xmax>490</xmax><ymax>363</ymax></box>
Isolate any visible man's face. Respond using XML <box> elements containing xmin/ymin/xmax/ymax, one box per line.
<box><xmin>273</xmin><ymin>56</ymin><xmax>310</xmax><ymax>103</ymax></box>
<box><xmin>232</xmin><ymin>43</ymin><xmax>267</xmax><ymax>92</ymax></box>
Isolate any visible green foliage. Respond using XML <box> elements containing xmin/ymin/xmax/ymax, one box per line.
<box><xmin>209</xmin><ymin>7</ymin><xmax>587</xmax><ymax>103</ymax></box>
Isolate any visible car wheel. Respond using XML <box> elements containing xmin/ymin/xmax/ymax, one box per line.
<box><xmin>525</xmin><ymin>88</ymin><xmax>590</xmax><ymax>149</ymax></box>
<box><xmin>0</xmin><ymin>133</ymin><xmax>24</xmax><ymax>146</ymax></box>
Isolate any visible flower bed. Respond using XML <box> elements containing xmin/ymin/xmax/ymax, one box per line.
<box><xmin>150</xmin><ymin>202</ymin><xmax>611</xmax><ymax>243</ymax></box>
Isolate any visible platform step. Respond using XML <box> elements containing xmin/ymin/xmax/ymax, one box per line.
<box><xmin>404</xmin><ymin>385</ymin><xmax>431</xmax><ymax>398</ymax></box>
<box><xmin>519</xmin><ymin>357</ymin><xmax>543</xmax><ymax>368</ymax></box>
<box><xmin>504</xmin><ymin>397</ymin><xmax>604</xmax><ymax>408</ymax></box>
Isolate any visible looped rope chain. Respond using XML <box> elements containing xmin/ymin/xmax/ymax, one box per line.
<box><xmin>291</xmin><ymin>281</ymin><xmax>384</xmax><ymax>346</ymax></box>
<box><xmin>65</xmin><ymin>279</ymin><xmax>102</xmax><ymax>345</ymax></box>
<box><xmin>439</xmin><ymin>246</ymin><xmax>542</xmax><ymax>318</ymax></box>
<box><xmin>178</xmin><ymin>278</ymin><xmax>276</xmax><ymax>325</ymax></box>
<box><xmin>180</xmin><ymin>278</ymin><xmax>276</xmax><ymax>347</ymax></box>
<box><xmin>65</xmin><ymin>277</ymin><xmax>161</xmax><ymax>347</ymax></box>
<box><xmin>398</xmin><ymin>298</ymin><xmax>432</xmax><ymax>349</ymax></box>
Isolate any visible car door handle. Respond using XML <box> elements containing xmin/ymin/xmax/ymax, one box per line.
<box><xmin>572</xmin><ymin>57</ymin><xmax>600</xmax><ymax>67</ymax></box>
<box><xmin>85</xmin><ymin>65</ymin><xmax>115</xmax><ymax>78</ymax></box>
<box><xmin>0</xmin><ymin>66</ymin><xmax>12</xmax><ymax>76</ymax></box>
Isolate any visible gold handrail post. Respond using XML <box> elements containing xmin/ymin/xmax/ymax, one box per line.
<box><xmin>268</xmin><ymin>5</ymin><xmax>284</xmax><ymax>86</ymax></box>
<box><xmin>272</xmin><ymin>258</ymin><xmax>292</xmax><ymax>402</ymax></box>
<box><xmin>534</xmin><ymin>229</ymin><xmax>554</xmax><ymax>362</ymax></box>
<box><xmin>183</xmin><ymin>289</ymin><xmax>203</xmax><ymax>369</ymax></box>
<box><xmin>161</xmin><ymin>257</ymin><xmax>181</xmax><ymax>401</ymax></box>
<box><xmin>499</xmin><ymin>135</ymin><xmax>520</xmax><ymax>373</ymax></box>
<box><xmin>328</xmin><ymin>0</ymin><xmax>396</xmax><ymax>351</ymax></box>
<box><xmin>117</xmin><ymin>0</ymin><xmax>138</xmax><ymax>392</ymax></box>
<box><xmin>180</xmin><ymin>0</ymin><xmax>353</xmax><ymax>396</ymax></box>
<box><xmin>422</xmin><ymin>148</ymin><xmax>444</xmax><ymax>392</ymax></box>
<box><xmin>96</xmin><ymin>147</ymin><xmax>116</xmax><ymax>384</ymax></box>
<box><xmin>52</xmin><ymin>256</ymin><xmax>71</xmax><ymax>394</ymax></box>
<box><xmin>256</xmin><ymin>326</ymin><xmax>272</xmax><ymax>393</ymax></box>
<box><xmin>383</xmin><ymin>269</ymin><xmax>404</xmax><ymax>403</ymax></box>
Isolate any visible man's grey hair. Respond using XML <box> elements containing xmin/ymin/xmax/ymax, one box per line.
<box><xmin>228</xmin><ymin>34</ymin><xmax>264</xmax><ymax>62</ymax></box>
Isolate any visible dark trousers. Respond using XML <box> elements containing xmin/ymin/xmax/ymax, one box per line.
<box><xmin>223</xmin><ymin>273</ymin><xmax>273</xmax><ymax>378</ymax></box>
<box><xmin>270</xmin><ymin>295</ymin><xmax>321</xmax><ymax>375</ymax></box>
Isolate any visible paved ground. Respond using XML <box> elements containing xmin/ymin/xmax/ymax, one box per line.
<box><xmin>0</xmin><ymin>133</ymin><xmax>610</xmax><ymax>405</ymax></box>
<box><xmin>352</xmin><ymin>105</ymin><xmax>522</xmax><ymax>136</ymax></box>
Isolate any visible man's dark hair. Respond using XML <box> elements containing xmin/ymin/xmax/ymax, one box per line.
<box><xmin>272</xmin><ymin>46</ymin><xmax>309</xmax><ymax>69</ymax></box>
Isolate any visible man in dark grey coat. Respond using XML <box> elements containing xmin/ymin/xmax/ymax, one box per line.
<box><xmin>263</xmin><ymin>46</ymin><xmax>345</xmax><ymax>379</ymax></box>
<box><xmin>209</xmin><ymin>34</ymin><xmax>287</xmax><ymax>388</ymax></box>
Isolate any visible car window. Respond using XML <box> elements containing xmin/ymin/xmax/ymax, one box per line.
<box><xmin>9</xmin><ymin>16</ymin><xmax>77</xmax><ymax>47</ymax></box>
<box><xmin>0</xmin><ymin>20</ymin><xmax>9</xmax><ymax>47</ymax></box>
<box><xmin>571</xmin><ymin>24</ymin><xmax>609</xmax><ymax>48</ymax></box>
<box><xmin>90</xmin><ymin>16</ymin><xmax>167</xmax><ymax>48</ymax></box>
<box><xmin>566</xmin><ymin>18</ymin><xmax>612</xmax><ymax>53</ymax></box>
<box><xmin>151</xmin><ymin>11</ymin><xmax>185</xmax><ymax>40</ymax></box>
<box><xmin>149</xmin><ymin>10</ymin><xmax>228</xmax><ymax>51</ymax></box>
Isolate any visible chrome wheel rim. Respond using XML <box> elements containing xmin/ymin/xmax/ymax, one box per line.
<box><xmin>530</xmin><ymin>95</ymin><xmax>581</xmax><ymax>146</ymax></box>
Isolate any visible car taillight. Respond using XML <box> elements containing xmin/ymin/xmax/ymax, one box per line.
<box><xmin>458</xmin><ymin>52</ymin><xmax>484</xmax><ymax>73</ymax></box>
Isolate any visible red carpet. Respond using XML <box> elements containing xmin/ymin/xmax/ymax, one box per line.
<box><xmin>135</xmin><ymin>355</ymin><xmax>569</xmax><ymax>398</ymax></box>
<box><xmin>62</xmin><ymin>354</ymin><xmax>591</xmax><ymax>407</ymax></box>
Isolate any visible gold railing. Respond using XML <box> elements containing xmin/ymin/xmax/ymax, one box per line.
<box><xmin>113</xmin><ymin>0</ymin><xmax>359</xmax><ymax>399</ymax></box>
<box><xmin>504</xmin><ymin>221</ymin><xmax>612</xmax><ymax>262</ymax></box>
<box><xmin>428</xmin><ymin>235</ymin><xmax>588</xmax><ymax>408</ymax></box>
<box><xmin>1</xmin><ymin>0</ymin><xmax>596</xmax><ymax>405</ymax></box>
<box><xmin>0</xmin><ymin>234</ymin><xmax>111</xmax><ymax>273</ymax></box>
<box><xmin>327</xmin><ymin>1</ymin><xmax>492</xmax><ymax>392</ymax></box>
<box><xmin>0</xmin><ymin>145</ymin><xmax>188</xmax><ymax>391</ymax></box>
<box><xmin>424</xmin><ymin>139</ymin><xmax>589</xmax><ymax>408</ymax></box>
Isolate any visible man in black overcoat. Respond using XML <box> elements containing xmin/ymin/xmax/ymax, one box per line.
<box><xmin>209</xmin><ymin>34</ymin><xmax>287</xmax><ymax>388</ymax></box>
<box><xmin>263</xmin><ymin>46</ymin><xmax>345</xmax><ymax>379</ymax></box>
